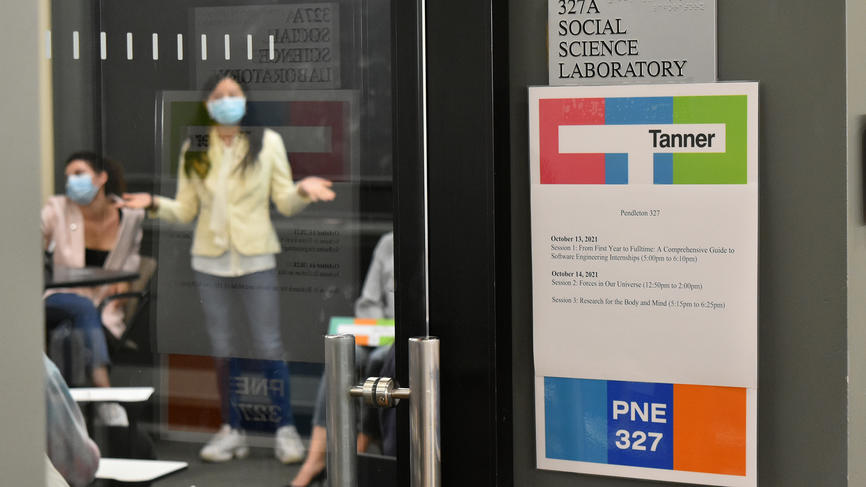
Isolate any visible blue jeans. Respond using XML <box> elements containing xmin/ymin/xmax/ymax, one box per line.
<box><xmin>44</xmin><ymin>293</ymin><xmax>110</xmax><ymax>368</ymax></box>
<box><xmin>194</xmin><ymin>269</ymin><xmax>294</xmax><ymax>428</ymax></box>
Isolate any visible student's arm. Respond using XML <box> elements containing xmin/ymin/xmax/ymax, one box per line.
<box><xmin>44</xmin><ymin>355</ymin><xmax>100</xmax><ymax>487</ymax></box>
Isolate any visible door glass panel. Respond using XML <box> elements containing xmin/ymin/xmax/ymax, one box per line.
<box><xmin>44</xmin><ymin>0</ymin><xmax>400</xmax><ymax>485</ymax></box>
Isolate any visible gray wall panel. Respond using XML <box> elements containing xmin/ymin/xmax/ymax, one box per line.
<box><xmin>847</xmin><ymin>0</ymin><xmax>866</xmax><ymax>484</ymax></box>
<box><xmin>51</xmin><ymin>0</ymin><xmax>100</xmax><ymax>185</ymax></box>
<box><xmin>0</xmin><ymin>0</ymin><xmax>48</xmax><ymax>485</ymax></box>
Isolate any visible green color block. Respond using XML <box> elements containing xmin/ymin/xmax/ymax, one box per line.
<box><xmin>169</xmin><ymin>102</ymin><xmax>212</xmax><ymax>174</ymax></box>
<box><xmin>673</xmin><ymin>95</ymin><xmax>748</xmax><ymax>184</ymax></box>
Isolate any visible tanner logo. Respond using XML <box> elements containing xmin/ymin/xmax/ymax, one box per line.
<box><xmin>539</xmin><ymin>96</ymin><xmax>747</xmax><ymax>185</ymax></box>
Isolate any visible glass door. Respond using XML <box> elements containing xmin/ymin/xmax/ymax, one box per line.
<box><xmin>44</xmin><ymin>0</ymin><xmax>424</xmax><ymax>485</ymax></box>
<box><xmin>45</xmin><ymin>0</ymin><xmax>510</xmax><ymax>484</ymax></box>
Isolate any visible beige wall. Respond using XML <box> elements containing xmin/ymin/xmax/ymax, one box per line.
<box><xmin>849</xmin><ymin>1</ymin><xmax>866</xmax><ymax>484</ymax></box>
<box><xmin>0</xmin><ymin>0</ymin><xmax>50</xmax><ymax>484</ymax></box>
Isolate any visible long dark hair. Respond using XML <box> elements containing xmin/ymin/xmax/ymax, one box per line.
<box><xmin>200</xmin><ymin>72</ymin><xmax>264</xmax><ymax>174</ymax></box>
<box><xmin>65</xmin><ymin>151</ymin><xmax>126</xmax><ymax>196</ymax></box>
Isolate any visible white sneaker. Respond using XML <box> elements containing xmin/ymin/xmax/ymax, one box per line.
<box><xmin>200</xmin><ymin>424</ymin><xmax>249</xmax><ymax>462</ymax></box>
<box><xmin>275</xmin><ymin>425</ymin><xmax>305</xmax><ymax>464</ymax></box>
<box><xmin>95</xmin><ymin>402</ymin><xmax>129</xmax><ymax>427</ymax></box>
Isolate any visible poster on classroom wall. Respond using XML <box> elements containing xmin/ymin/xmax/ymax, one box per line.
<box><xmin>529</xmin><ymin>82</ymin><xmax>757</xmax><ymax>486</ymax></box>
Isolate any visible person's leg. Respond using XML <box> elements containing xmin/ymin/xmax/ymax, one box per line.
<box><xmin>237</xmin><ymin>269</ymin><xmax>294</xmax><ymax>425</ymax></box>
<box><xmin>194</xmin><ymin>272</ymin><xmax>238</xmax><ymax>359</ymax></box>
<box><xmin>217</xmin><ymin>357</ymin><xmax>242</xmax><ymax>429</ymax></box>
<box><xmin>365</xmin><ymin>345</ymin><xmax>390</xmax><ymax>378</ymax></box>
<box><xmin>44</xmin><ymin>293</ymin><xmax>111</xmax><ymax>386</ymax></box>
<box><xmin>236</xmin><ymin>269</ymin><xmax>305</xmax><ymax>463</ymax></box>
<box><xmin>291</xmin><ymin>425</ymin><xmax>327</xmax><ymax>486</ymax></box>
<box><xmin>194</xmin><ymin>271</ymin><xmax>239</xmax><ymax>426</ymax></box>
<box><xmin>194</xmin><ymin>272</ymin><xmax>248</xmax><ymax>461</ymax></box>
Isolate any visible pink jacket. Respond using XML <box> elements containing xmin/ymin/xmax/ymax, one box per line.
<box><xmin>42</xmin><ymin>195</ymin><xmax>144</xmax><ymax>337</ymax></box>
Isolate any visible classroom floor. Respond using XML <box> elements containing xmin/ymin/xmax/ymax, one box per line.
<box><xmin>148</xmin><ymin>439</ymin><xmax>306</xmax><ymax>487</ymax></box>
<box><xmin>98</xmin><ymin>364</ymin><xmax>325</xmax><ymax>486</ymax></box>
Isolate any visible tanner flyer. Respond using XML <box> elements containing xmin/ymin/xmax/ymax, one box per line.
<box><xmin>529</xmin><ymin>83</ymin><xmax>758</xmax><ymax>486</ymax></box>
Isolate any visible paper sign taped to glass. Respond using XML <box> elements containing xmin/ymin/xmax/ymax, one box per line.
<box><xmin>528</xmin><ymin>83</ymin><xmax>758</xmax><ymax>486</ymax></box>
<box><xmin>329</xmin><ymin>317</ymin><xmax>395</xmax><ymax>347</ymax></box>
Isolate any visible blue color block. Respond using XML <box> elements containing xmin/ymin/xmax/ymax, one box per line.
<box><xmin>653</xmin><ymin>153</ymin><xmax>674</xmax><ymax>184</ymax></box>
<box><xmin>245</xmin><ymin>101</ymin><xmax>291</xmax><ymax>126</ymax></box>
<box><xmin>544</xmin><ymin>377</ymin><xmax>608</xmax><ymax>464</ymax></box>
<box><xmin>605</xmin><ymin>97</ymin><xmax>674</xmax><ymax>125</ymax></box>
<box><xmin>606</xmin><ymin>380</ymin><xmax>674</xmax><ymax>470</ymax></box>
<box><xmin>605</xmin><ymin>154</ymin><xmax>628</xmax><ymax>184</ymax></box>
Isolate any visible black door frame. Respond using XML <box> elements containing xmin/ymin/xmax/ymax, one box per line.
<box><xmin>393</xmin><ymin>0</ymin><xmax>512</xmax><ymax>484</ymax></box>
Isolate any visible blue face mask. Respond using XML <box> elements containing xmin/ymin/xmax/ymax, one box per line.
<box><xmin>66</xmin><ymin>174</ymin><xmax>100</xmax><ymax>205</ymax></box>
<box><xmin>207</xmin><ymin>96</ymin><xmax>246</xmax><ymax>125</ymax></box>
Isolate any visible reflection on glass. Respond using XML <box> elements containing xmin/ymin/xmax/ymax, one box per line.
<box><xmin>45</xmin><ymin>0</ymin><xmax>395</xmax><ymax>484</ymax></box>
<box><xmin>295</xmin><ymin>231</ymin><xmax>394</xmax><ymax>485</ymax></box>
<box><xmin>125</xmin><ymin>73</ymin><xmax>336</xmax><ymax>464</ymax></box>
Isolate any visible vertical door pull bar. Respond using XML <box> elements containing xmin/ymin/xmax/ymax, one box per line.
<box><xmin>335</xmin><ymin>337</ymin><xmax>441</xmax><ymax>487</ymax></box>
<box><xmin>408</xmin><ymin>337</ymin><xmax>440</xmax><ymax>487</ymax></box>
<box><xmin>325</xmin><ymin>334</ymin><xmax>358</xmax><ymax>487</ymax></box>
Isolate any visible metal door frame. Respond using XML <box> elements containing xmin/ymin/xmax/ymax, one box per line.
<box><xmin>391</xmin><ymin>0</ymin><xmax>512</xmax><ymax>484</ymax></box>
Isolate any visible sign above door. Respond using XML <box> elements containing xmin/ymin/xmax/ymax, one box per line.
<box><xmin>548</xmin><ymin>0</ymin><xmax>717</xmax><ymax>86</ymax></box>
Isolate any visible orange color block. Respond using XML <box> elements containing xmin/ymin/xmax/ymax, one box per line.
<box><xmin>355</xmin><ymin>318</ymin><xmax>378</xmax><ymax>325</ymax></box>
<box><xmin>673</xmin><ymin>384</ymin><xmax>746</xmax><ymax>476</ymax></box>
<box><xmin>355</xmin><ymin>335</ymin><xmax>370</xmax><ymax>346</ymax></box>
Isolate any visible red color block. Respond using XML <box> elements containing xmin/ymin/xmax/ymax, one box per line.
<box><xmin>539</xmin><ymin>98</ymin><xmax>605</xmax><ymax>184</ymax></box>
<box><xmin>673</xmin><ymin>384</ymin><xmax>747</xmax><ymax>476</ymax></box>
<box><xmin>288</xmin><ymin>101</ymin><xmax>346</xmax><ymax>180</ymax></box>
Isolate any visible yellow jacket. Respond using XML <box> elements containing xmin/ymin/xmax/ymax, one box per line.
<box><xmin>154</xmin><ymin>128</ymin><xmax>309</xmax><ymax>256</ymax></box>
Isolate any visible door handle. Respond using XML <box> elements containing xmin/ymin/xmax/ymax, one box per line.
<box><xmin>325</xmin><ymin>335</ymin><xmax>440</xmax><ymax>487</ymax></box>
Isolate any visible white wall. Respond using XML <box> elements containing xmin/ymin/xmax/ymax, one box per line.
<box><xmin>0</xmin><ymin>0</ymin><xmax>50</xmax><ymax>484</ymax></box>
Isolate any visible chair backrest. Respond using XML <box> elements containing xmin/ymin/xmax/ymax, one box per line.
<box><xmin>123</xmin><ymin>256</ymin><xmax>157</xmax><ymax>319</ymax></box>
<box><xmin>133</xmin><ymin>256</ymin><xmax>157</xmax><ymax>293</ymax></box>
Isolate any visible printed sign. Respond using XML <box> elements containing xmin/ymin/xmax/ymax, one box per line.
<box><xmin>329</xmin><ymin>317</ymin><xmax>395</xmax><ymax>347</ymax></box>
<box><xmin>548</xmin><ymin>0</ymin><xmax>716</xmax><ymax>85</ymax></box>
<box><xmin>194</xmin><ymin>3</ymin><xmax>340</xmax><ymax>89</ymax></box>
<box><xmin>229</xmin><ymin>358</ymin><xmax>288</xmax><ymax>433</ymax></box>
<box><xmin>530</xmin><ymin>83</ymin><xmax>757</xmax><ymax>486</ymax></box>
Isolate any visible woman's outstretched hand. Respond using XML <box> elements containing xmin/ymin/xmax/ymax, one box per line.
<box><xmin>297</xmin><ymin>177</ymin><xmax>336</xmax><ymax>202</ymax></box>
<box><xmin>122</xmin><ymin>193</ymin><xmax>154</xmax><ymax>210</ymax></box>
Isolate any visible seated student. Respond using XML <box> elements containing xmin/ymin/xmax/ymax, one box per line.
<box><xmin>291</xmin><ymin>232</ymin><xmax>394</xmax><ymax>487</ymax></box>
<box><xmin>44</xmin><ymin>354</ymin><xmax>100</xmax><ymax>487</ymax></box>
<box><xmin>360</xmin><ymin>345</ymin><xmax>396</xmax><ymax>456</ymax></box>
<box><xmin>42</xmin><ymin>152</ymin><xmax>144</xmax><ymax>423</ymax></box>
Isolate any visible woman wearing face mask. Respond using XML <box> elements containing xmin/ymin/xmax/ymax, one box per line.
<box><xmin>124</xmin><ymin>74</ymin><xmax>335</xmax><ymax>464</ymax></box>
<box><xmin>42</xmin><ymin>152</ymin><xmax>144</xmax><ymax>423</ymax></box>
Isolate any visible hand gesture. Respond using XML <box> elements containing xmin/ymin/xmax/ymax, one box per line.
<box><xmin>122</xmin><ymin>193</ymin><xmax>154</xmax><ymax>210</ymax></box>
<box><xmin>297</xmin><ymin>177</ymin><xmax>336</xmax><ymax>202</ymax></box>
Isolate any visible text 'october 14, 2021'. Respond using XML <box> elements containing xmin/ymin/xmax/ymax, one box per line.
<box><xmin>529</xmin><ymin>83</ymin><xmax>758</xmax><ymax>487</ymax></box>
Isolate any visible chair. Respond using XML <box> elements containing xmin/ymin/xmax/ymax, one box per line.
<box><xmin>98</xmin><ymin>256</ymin><xmax>157</xmax><ymax>358</ymax></box>
<box><xmin>46</xmin><ymin>319</ymin><xmax>90</xmax><ymax>387</ymax></box>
